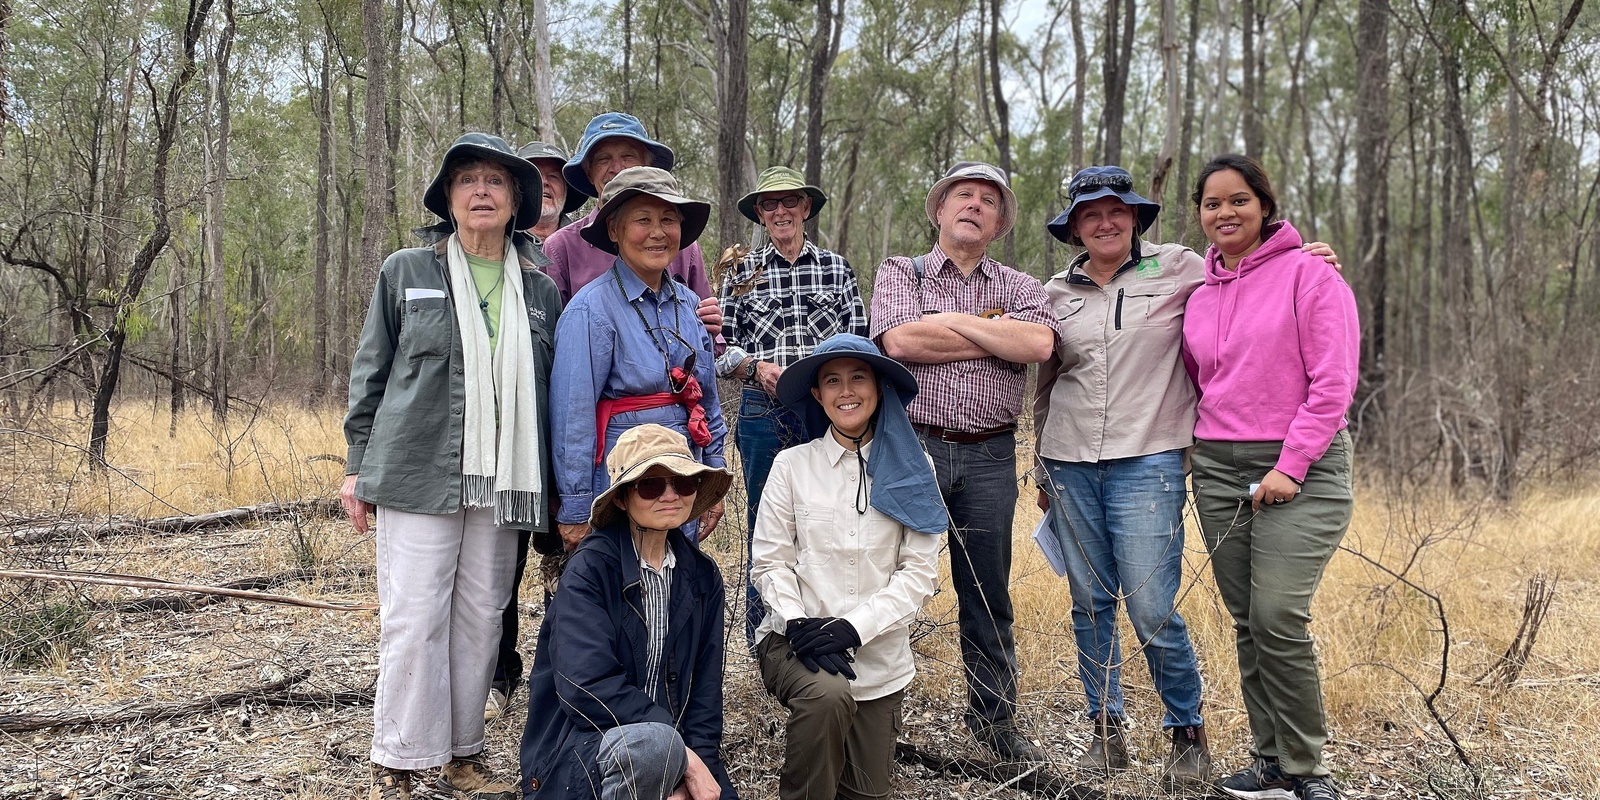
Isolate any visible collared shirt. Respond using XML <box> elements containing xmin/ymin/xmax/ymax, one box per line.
<box><xmin>549</xmin><ymin>263</ymin><xmax>727</xmax><ymax>524</ymax></box>
<box><xmin>1033</xmin><ymin>240</ymin><xmax>1204</xmax><ymax>465</ymax></box>
<box><xmin>751</xmin><ymin>436</ymin><xmax>942</xmax><ymax>701</ymax></box>
<box><xmin>637</xmin><ymin>545</ymin><xmax>677</xmax><ymax>703</ymax></box>
<box><xmin>716</xmin><ymin>239</ymin><xmax>869</xmax><ymax>375</ymax></box>
<box><xmin>868</xmin><ymin>244</ymin><xmax>1058</xmax><ymax>430</ymax></box>
<box><xmin>541</xmin><ymin>209</ymin><xmax>713</xmax><ymax>303</ymax></box>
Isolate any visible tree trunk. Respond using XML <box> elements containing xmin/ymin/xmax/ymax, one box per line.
<box><xmin>1241</xmin><ymin>0</ymin><xmax>1262</xmax><ymax>157</ymax></box>
<box><xmin>1355</xmin><ymin>0</ymin><xmax>1390</xmax><ymax>417</ymax></box>
<box><xmin>1069</xmin><ymin>0</ymin><xmax>1087</xmax><ymax>172</ymax></box>
<box><xmin>204</xmin><ymin>0</ymin><xmax>236</xmax><ymax>421</ymax></box>
<box><xmin>0</xmin><ymin>0</ymin><xmax>10</xmax><ymax>157</ymax></box>
<box><xmin>534</xmin><ymin>0</ymin><xmax>555</xmax><ymax>138</ymax></box>
<box><xmin>358</xmin><ymin>0</ymin><xmax>393</xmax><ymax>294</ymax></box>
<box><xmin>1173</xmin><ymin>0</ymin><xmax>1200</xmax><ymax>245</ymax></box>
<box><xmin>986</xmin><ymin>0</ymin><xmax>1016</xmax><ymax>265</ymax></box>
<box><xmin>803</xmin><ymin>0</ymin><xmax>845</xmax><ymax>242</ymax></box>
<box><xmin>716</xmin><ymin>0</ymin><xmax>751</xmax><ymax>250</ymax></box>
<box><xmin>313</xmin><ymin>43</ymin><xmax>333</xmax><ymax>399</ymax></box>
<box><xmin>1100</xmin><ymin>0</ymin><xmax>1135</xmax><ymax>164</ymax></box>
<box><xmin>1147</xmin><ymin>0</ymin><xmax>1180</xmax><ymax>241</ymax></box>
<box><xmin>622</xmin><ymin>0</ymin><xmax>633</xmax><ymax>114</ymax></box>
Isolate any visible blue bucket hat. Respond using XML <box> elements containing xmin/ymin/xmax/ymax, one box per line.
<box><xmin>422</xmin><ymin>132</ymin><xmax>544</xmax><ymax>235</ymax></box>
<box><xmin>776</xmin><ymin>334</ymin><xmax>947</xmax><ymax>535</ymax></box>
<box><xmin>564</xmin><ymin>113</ymin><xmax>677</xmax><ymax>200</ymax></box>
<box><xmin>1047</xmin><ymin>165</ymin><xmax>1161</xmax><ymax>246</ymax></box>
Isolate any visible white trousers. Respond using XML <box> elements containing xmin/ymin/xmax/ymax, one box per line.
<box><xmin>371</xmin><ymin>506</ymin><xmax>517</xmax><ymax>770</ymax></box>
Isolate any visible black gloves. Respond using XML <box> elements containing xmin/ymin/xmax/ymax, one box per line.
<box><xmin>784</xmin><ymin>617</ymin><xmax>861</xmax><ymax>679</ymax></box>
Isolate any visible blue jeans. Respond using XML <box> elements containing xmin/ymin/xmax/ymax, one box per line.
<box><xmin>921</xmin><ymin>431</ymin><xmax>1021</xmax><ymax>734</ymax></box>
<box><xmin>735</xmin><ymin>388</ymin><xmax>807</xmax><ymax>647</ymax></box>
<box><xmin>1040</xmin><ymin>450</ymin><xmax>1204</xmax><ymax>728</ymax></box>
<box><xmin>597</xmin><ymin>722</ymin><xmax>688</xmax><ymax>800</ymax></box>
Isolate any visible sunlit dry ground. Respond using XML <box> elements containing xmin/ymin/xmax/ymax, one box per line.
<box><xmin>1</xmin><ymin>402</ymin><xmax>1597</xmax><ymax>798</ymax></box>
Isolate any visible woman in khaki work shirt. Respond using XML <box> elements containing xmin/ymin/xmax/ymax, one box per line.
<box><xmin>1032</xmin><ymin>165</ymin><xmax>1338</xmax><ymax>790</ymax></box>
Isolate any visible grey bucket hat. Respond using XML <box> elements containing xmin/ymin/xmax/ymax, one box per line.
<box><xmin>579</xmin><ymin>167</ymin><xmax>711</xmax><ymax>256</ymax></box>
<box><xmin>925</xmin><ymin>161</ymin><xmax>1018</xmax><ymax>239</ymax></box>
<box><xmin>422</xmin><ymin>132</ymin><xmax>543</xmax><ymax>234</ymax></box>
<box><xmin>517</xmin><ymin>140</ymin><xmax>587</xmax><ymax>216</ymax></box>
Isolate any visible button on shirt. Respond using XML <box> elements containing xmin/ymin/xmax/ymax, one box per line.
<box><xmin>751</xmin><ymin>436</ymin><xmax>942</xmax><ymax>701</ymax></box>
<box><xmin>717</xmin><ymin>240</ymin><xmax>869</xmax><ymax>373</ymax></box>
<box><xmin>869</xmin><ymin>245</ymin><xmax>1059</xmax><ymax>430</ymax></box>
<box><xmin>541</xmin><ymin>209</ymin><xmax>713</xmax><ymax>304</ymax></box>
<box><xmin>1033</xmin><ymin>241</ymin><xmax>1204</xmax><ymax>464</ymax></box>
<box><xmin>637</xmin><ymin>546</ymin><xmax>677</xmax><ymax>703</ymax></box>
<box><xmin>549</xmin><ymin>264</ymin><xmax>727</xmax><ymax>524</ymax></box>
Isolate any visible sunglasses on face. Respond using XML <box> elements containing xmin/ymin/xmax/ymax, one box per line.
<box><xmin>632</xmin><ymin>475</ymin><xmax>701</xmax><ymax>500</ymax></box>
<box><xmin>757</xmin><ymin>195</ymin><xmax>805</xmax><ymax>212</ymax></box>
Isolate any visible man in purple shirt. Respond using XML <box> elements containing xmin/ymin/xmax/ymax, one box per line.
<box><xmin>540</xmin><ymin>112</ymin><xmax>720</xmax><ymax>336</ymax></box>
<box><xmin>869</xmin><ymin>162</ymin><xmax>1059</xmax><ymax>763</ymax></box>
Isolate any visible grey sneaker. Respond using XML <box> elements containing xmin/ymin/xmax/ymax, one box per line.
<box><xmin>1217</xmin><ymin>757</ymin><xmax>1296</xmax><ymax>800</ymax></box>
<box><xmin>1296</xmin><ymin>775</ymin><xmax>1342</xmax><ymax>800</ymax></box>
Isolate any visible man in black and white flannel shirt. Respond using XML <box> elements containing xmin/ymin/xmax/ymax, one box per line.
<box><xmin>717</xmin><ymin>165</ymin><xmax>869</xmax><ymax>649</ymax></box>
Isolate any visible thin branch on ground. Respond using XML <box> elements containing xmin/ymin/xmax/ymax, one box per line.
<box><xmin>0</xmin><ymin>567</ymin><xmax>376</xmax><ymax>611</ymax></box>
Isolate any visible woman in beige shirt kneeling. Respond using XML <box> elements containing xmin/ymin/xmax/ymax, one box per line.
<box><xmin>751</xmin><ymin>333</ymin><xmax>948</xmax><ymax>800</ymax></box>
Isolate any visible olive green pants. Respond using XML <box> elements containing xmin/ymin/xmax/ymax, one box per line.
<box><xmin>1190</xmin><ymin>430</ymin><xmax>1353</xmax><ymax>778</ymax></box>
<box><xmin>758</xmin><ymin>634</ymin><xmax>904</xmax><ymax>800</ymax></box>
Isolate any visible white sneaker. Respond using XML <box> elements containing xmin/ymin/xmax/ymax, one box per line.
<box><xmin>483</xmin><ymin>688</ymin><xmax>508</xmax><ymax>721</ymax></box>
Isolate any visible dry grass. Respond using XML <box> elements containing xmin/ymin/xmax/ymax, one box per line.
<box><xmin>2</xmin><ymin>402</ymin><xmax>1598</xmax><ymax>797</ymax></box>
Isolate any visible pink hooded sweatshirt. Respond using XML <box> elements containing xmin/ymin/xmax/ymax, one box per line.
<box><xmin>1180</xmin><ymin>220</ymin><xmax>1359</xmax><ymax>482</ymax></box>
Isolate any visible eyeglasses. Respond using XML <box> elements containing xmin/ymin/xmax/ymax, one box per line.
<box><xmin>632</xmin><ymin>475</ymin><xmax>701</xmax><ymax>500</ymax></box>
<box><xmin>756</xmin><ymin>195</ymin><xmax>805</xmax><ymax>212</ymax></box>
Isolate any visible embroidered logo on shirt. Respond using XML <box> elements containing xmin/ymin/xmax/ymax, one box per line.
<box><xmin>1136</xmin><ymin>257</ymin><xmax>1161</xmax><ymax>276</ymax></box>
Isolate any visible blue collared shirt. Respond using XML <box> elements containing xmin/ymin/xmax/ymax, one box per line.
<box><xmin>550</xmin><ymin>261</ymin><xmax>727</xmax><ymax>524</ymax></box>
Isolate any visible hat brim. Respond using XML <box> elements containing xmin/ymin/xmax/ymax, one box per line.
<box><xmin>588</xmin><ymin>453</ymin><xmax>733</xmax><ymax>531</ymax></box>
<box><xmin>737</xmin><ymin>186</ymin><xmax>828</xmax><ymax>224</ymax></box>
<box><xmin>775</xmin><ymin>348</ymin><xmax>919</xmax><ymax>412</ymax></box>
<box><xmin>564</xmin><ymin>134</ymin><xmax>677</xmax><ymax>199</ymax></box>
<box><xmin>924</xmin><ymin>175</ymin><xmax>1017</xmax><ymax>240</ymax></box>
<box><xmin>423</xmin><ymin>143</ymin><xmax>545</xmax><ymax>235</ymax></box>
<box><xmin>579</xmin><ymin>187</ymin><xmax>711</xmax><ymax>255</ymax></box>
<box><xmin>1046</xmin><ymin>188</ymin><xmax>1161</xmax><ymax>246</ymax></box>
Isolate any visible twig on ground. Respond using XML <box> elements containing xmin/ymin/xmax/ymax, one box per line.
<box><xmin>0</xmin><ymin>567</ymin><xmax>376</xmax><ymax>611</ymax></box>
<box><xmin>102</xmin><ymin>566</ymin><xmax>371</xmax><ymax>613</ymax></box>
<box><xmin>893</xmin><ymin>741</ymin><xmax>1128</xmax><ymax>799</ymax></box>
<box><xmin>0</xmin><ymin>669</ymin><xmax>314</xmax><ymax>733</ymax></box>
<box><xmin>1</xmin><ymin>498</ymin><xmax>342</xmax><ymax>545</ymax></box>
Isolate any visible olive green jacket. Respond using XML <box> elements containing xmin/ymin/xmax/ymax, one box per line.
<box><xmin>344</xmin><ymin>237</ymin><xmax>563</xmax><ymax>529</ymax></box>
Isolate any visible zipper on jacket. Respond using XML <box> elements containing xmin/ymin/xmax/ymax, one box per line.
<box><xmin>1114</xmin><ymin>288</ymin><xmax>1125</xmax><ymax>330</ymax></box>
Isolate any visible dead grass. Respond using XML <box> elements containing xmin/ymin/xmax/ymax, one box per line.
<box><xmin>2</xmin><ymin>403</ymin><xmax>1598</xmax><ymax>798</ymax></box>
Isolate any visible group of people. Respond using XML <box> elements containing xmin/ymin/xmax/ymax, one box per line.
<box><xmin>341</xmin><ymin>110</ymin><xmax>1359</xmax><ymax>800</ymax></box>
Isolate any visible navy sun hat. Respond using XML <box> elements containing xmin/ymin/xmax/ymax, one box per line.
<box><xmin>776</xmin><ymin>334</ymin><xmax>918</xmax><ymax>411</ymax></box>
<box><xmin>564</xmin><ymin>113</ymin><xmax>677</xmax><ymax>200</ymax></box>
<box><xmin>422</xmin><ymin>133</ymin><xmax>544</xmax><ymax>235</ymax></box>
<box><xmin>517</xmin><ymin>140</ymin><xmax>588</xmax><ymax>216</ymax></box>
<box><xmin>1046</xmin><ymin>165</ymin><xmax>1161</xmax><ymax>246</ymax></box>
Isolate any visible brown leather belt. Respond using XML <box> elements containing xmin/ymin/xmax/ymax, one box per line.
<box><xmin>912</xmin><ymin>423</ymin><xmax>1017</xmax><ymax>444</ymax></box>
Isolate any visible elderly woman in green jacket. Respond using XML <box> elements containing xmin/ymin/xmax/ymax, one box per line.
<box><xmin>342</xmin><ymin>132</ymin><xmax>563</xmax><ymax>800</ymax></box>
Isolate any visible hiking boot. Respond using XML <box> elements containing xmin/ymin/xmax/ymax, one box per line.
<box><xmin>1075</xmin><ymin>715</ymin><xmax>1129</xmax><ymax>772</ymax></box>
<box><xmin>436</xmin><ymin>752</ymin><xmax>519</xmax><ymax>799</ymax></box>
<box><xmin>1295</xmin><ymin>775</ymin><xmax>1342</xmax><ymax>800</ymax></box>
<box><xmin>977</xmin><ymin>725</ymin><xmax>1048</xmax><ymax>763</ymax></box>
<box><xmin>1217</xmin><ymin>757</ymin><xmax>1296</xmax><ymax>800</ymax></box>
<box><xmin>1161</xmin><ymin>724</ymin><xmax>1213</xmax><ymax>788</ymax></box>
<box><xmin>369</xmin><ymin>763</ymin><xmax>412</xmax><ymax>800</ymax></box>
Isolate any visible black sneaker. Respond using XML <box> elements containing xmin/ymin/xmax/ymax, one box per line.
<box><xmin>1295</xmin><ymin>775</ymin><xmax>1342</xmax><ymax>800</ymax></box>
<box><xmin>1217</xmin><ymin>757</ymin><xmax>1296</xmax><ymax>800</ymax></box>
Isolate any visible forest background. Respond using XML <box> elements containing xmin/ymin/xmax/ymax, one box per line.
<box><xmin>3</xmin><ymin>0</ymin><xmax>1600</xmax><ymax>796</ymax></box>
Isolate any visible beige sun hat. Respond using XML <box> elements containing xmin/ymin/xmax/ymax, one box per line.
<box><xmin>924</xmin><ymin>160</ymin><xmax>1018</xmax><ymax>239</ymax></box>
<box><xmin>579</xmin><ymin>166</ymin><xmax>711</xmax><ymax>255</ymax></box>
<box><xmin>588</xmin><ymin>424</ymin><xmax>733</xmax><ymax>530</ymax></box>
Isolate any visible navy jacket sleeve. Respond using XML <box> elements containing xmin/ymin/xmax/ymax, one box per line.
<box><xmin>682</xmin><ymin>575</ymin><xmax>736</xmax><ymax>798</ymax></box>
<box><xmin>548</xmin><ymin>550</ymin><xmax>677</xmax><ymax>731</ymax></box>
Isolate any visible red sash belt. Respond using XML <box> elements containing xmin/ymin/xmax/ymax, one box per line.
<box><xmin>594</xmin><ymin>368</ymin><xmax>713</xmax><ymax>465</ymax></box>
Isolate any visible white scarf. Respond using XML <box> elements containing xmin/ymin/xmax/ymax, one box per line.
<box><xmin>447</xmin><ymin>233</ymin><xmax>544</xmax><ymax>528</ymax></box>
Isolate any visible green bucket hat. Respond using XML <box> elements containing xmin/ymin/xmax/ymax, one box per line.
<box><xmin>421</xmin><ymin>132</ymin><xmax>543</xmax><ymax>234</ymax></box>
<box><xmin>737</xmin><ymin>166</ymin><xmax>828</xmax><ymax>224</ymax></box>
<box><xmin>517</xmin><ymin>140</ymin><xmax>587</xmax><ymax>216</ymax></box>
<box><xmin>579</xmin><ymin>166</ymin><xmax>711</xmax><ymax>256</ymax></box>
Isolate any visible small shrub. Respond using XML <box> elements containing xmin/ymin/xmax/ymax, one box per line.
<box><xmin>0</xmin><ymin>600</ymin><xmax>90</xmax><ymax>668</ymax></box>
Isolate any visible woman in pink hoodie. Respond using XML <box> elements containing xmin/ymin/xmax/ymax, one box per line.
<box><xmin>1180</xmin><ymin>154</ymin><xmax>1358</xmax><ymax>800</ymax></box>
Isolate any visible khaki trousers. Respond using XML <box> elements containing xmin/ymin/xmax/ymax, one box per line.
<box><xmin>758</xmin><ymin>634</ymin><xmax>904</xmax><ymax>800</ymax></box>
<box><xmin>1190</xmin><ymin>430</ymin><xmax>1354</xmax><ymax>778</ymax></box>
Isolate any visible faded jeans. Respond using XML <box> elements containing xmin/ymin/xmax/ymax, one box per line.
<box><xmin>735</xmin><ymin>387</ymin><xmax>806</xmax><ymax>647</ymax></box>
<box><xmin>1040</xmin><ymin>449</ymin><xmax>1204</xmax><ymax>729</ymax></box>
<box><xmin>597</xmin><ymin>722</ymin><xmax>688</xmax><ymax>800</ymax></box>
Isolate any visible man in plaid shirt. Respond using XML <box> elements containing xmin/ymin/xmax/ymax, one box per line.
<box><xmin>870</xmin><ymin>161</ymin><xmax>1060</xmax><ymax>762</ymax></box>
<box><xmin>718</xmin><ymin>166</ymin><xmax>869</xmax><ymax>647</ymax></box>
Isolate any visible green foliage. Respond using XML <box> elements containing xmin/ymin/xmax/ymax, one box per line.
<box><xmin>0</xmin><ymin>599</ymin><xmax>90</xmax><ymax>669</ymax></box>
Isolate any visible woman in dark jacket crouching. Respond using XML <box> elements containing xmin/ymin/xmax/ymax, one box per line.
<box><xmin>520</xmin><ymin>424</ymin><xmax>738</xmax><ymax>800</ymax></box>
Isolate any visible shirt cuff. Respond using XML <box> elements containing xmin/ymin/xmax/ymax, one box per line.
<box><xmin>716</xmin><ymin>346</ymin><xmax>751</xmax><ymax>378</ymax></box>
<box><xmin>346</xmin><ymin>444</ymin><xmax>366</xmax><ymax>475</ymax></box>
<box><xmin>1274</xmin><ymin>446</ymin><xmax>1314</xmax><ymax>484</ymax></box>
<box><xmin>557</xmin><ymin>491</ymin><xmax>594</xmax><ymax>524</ymax></box>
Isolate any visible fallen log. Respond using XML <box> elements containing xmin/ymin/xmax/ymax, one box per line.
<box><xmin>106</xmin><ymin>565</ymin><xmax>374</xmax><ymax>613</ymax></box>
<box><xmin>1</xmin><ymin>498</ymin><xmax>343</xmax><ymax>546</ymax></box>
<box><xmin>0</xmin><ymin>568</ymin><xmax>377</xmax><ymax>612</ymax></box>
<box><xmin>0</xmin><ymin>669</ymin><xmax>313</xmax><ymax>733</ymax></box>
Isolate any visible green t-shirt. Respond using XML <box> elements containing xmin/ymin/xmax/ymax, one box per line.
<box><xmin>466</xmin><ymin>254</ymin><xmax>505</xmax><ymax>354</ymax></box>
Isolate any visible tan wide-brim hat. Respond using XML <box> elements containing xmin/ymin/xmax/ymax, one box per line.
<box><xmin>924</xmin><ymin>160</ymin><xmax>1017</xmax><ymax>240</ymax></box>
<box><xmin>579</xmin><ymin>166</ymin><xmax>711</xmax><ymax>256</ymax></box>
<box><xmin>737</xmin><ymin>165</ymin><xmax>827</xmax><ymax>223</ymax></box>
<box><xmin>589</xmin><ymin>424</ymin><xmax>733</xmax><ymax>531</ymax></box>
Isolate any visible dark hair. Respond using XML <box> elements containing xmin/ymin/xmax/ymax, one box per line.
<box><xmin>448</xmin><ymin>157</ymin><xmax>524</xmax><ymax>214</ymax></box>
<box><xmin>1191</xmin><ymin>153</ymin><xmax>1277</xmax><ymax>223</ymax></box>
